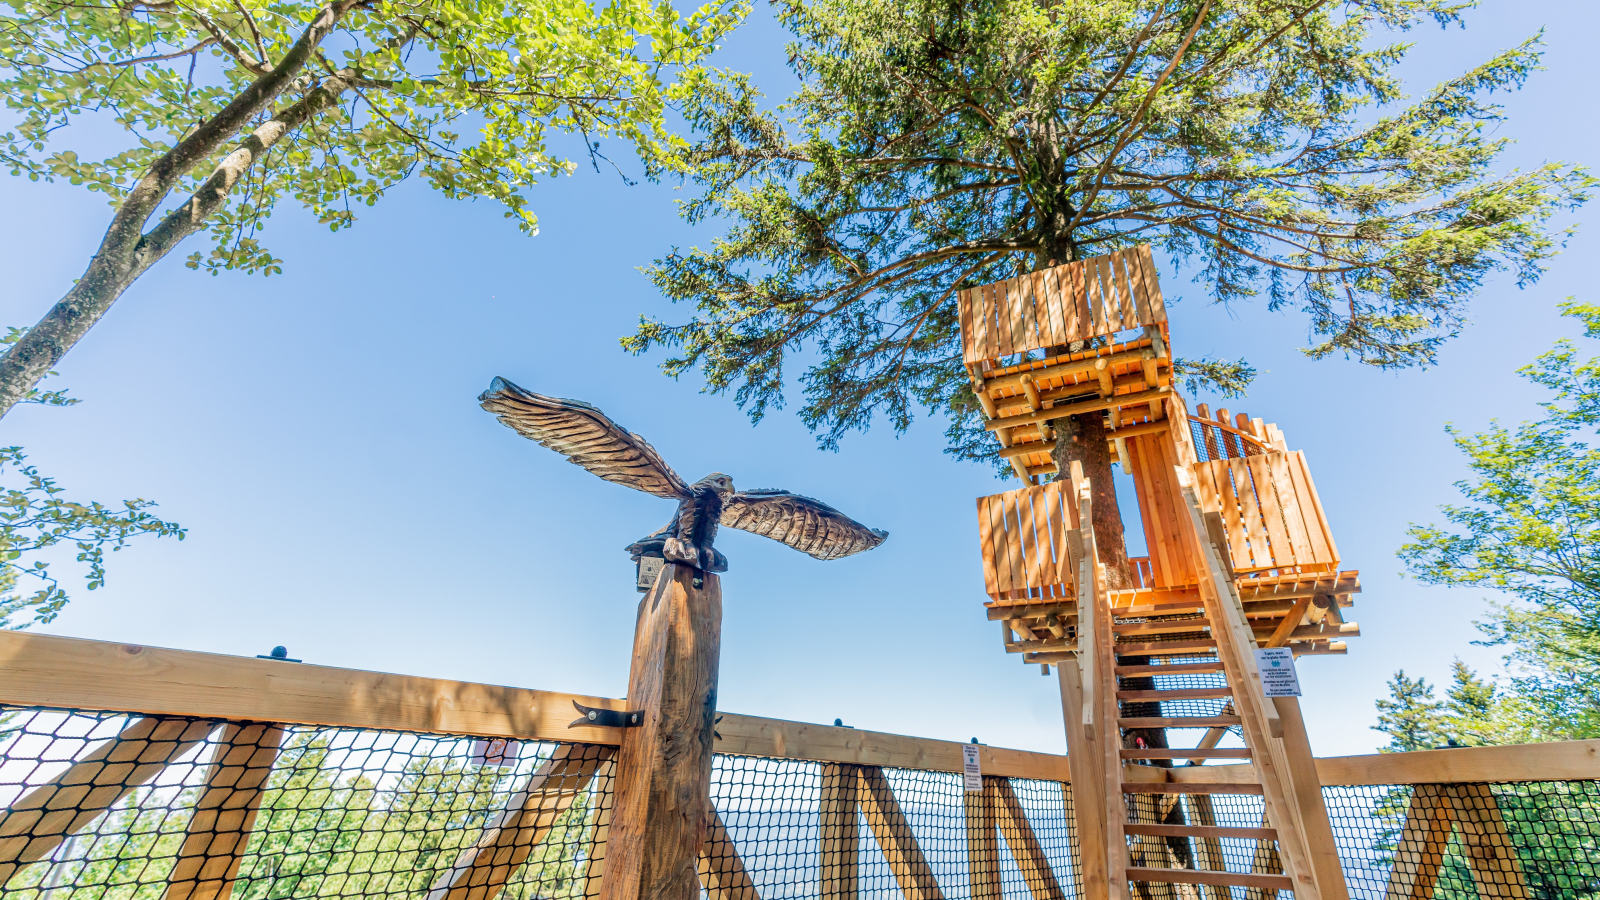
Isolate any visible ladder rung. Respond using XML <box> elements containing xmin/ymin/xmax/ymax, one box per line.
<box><xmin>1119</xmin><ymin>716</ymin><xmax>1241</xmax><ymax>728</ymax></box>
<box><xmin>1114</xmin><ymin>639</ymin><xmax>1217</xmax><ymax>656</ymax></box>
<box><xmin>1123</xmin><ymin>782</ymin><xmax>1264</xmax><ymax>795</ymax></box>
<box><xmin>1121</xmin><ymin>748</ymin><xmax>1251</xmax><ymax>760</ymax></box>
<box><xmin>1125</xmin><ymin>867</ymin><xmax>1294</xmax><ymax>890</ymax></box>
<box><xmin>1115</xmin><ymin>662</ymin><xmax>1225</xmax><ymax>676</ymax></box>
<box><xmin>1117</xmin><ymin>687</ymin><xmax>1232</xmax><ymax>701</ymax></box>
<box><xmin>1124</xmin><ymin>823</ymin><xmax>1278</xmax><ymax>841</ymax></box>
<box><xmin>1112</xmin><ymin>619</ymin><xmax>1210</xmax><ymax>635</ymax></box>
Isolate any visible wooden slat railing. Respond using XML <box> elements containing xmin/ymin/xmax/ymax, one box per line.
<box><xmin>1190</xmin><ymin>450</ymin><xmax>1339</xmax><ymax>576</ymax></box>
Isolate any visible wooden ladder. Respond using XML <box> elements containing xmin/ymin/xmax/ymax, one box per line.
<box><xmin>1070</xmin><ymin>467</ymin><xmax>1343</xmax><ymax>899</ymax></box>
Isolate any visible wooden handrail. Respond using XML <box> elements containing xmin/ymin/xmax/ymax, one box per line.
<box><xmin>1187</xmin><ymin>415</ymin><xmax>1267</xmax><ymax>454</ymax></box>
<box><xmin>3</xmin><ymin>630</ymin><xmax>1598</xmax><ymax>788</ymax></box>
<box><xmin>0</xmin><ymin>630</ymin><xmax>1067</xmax><ymax>782</ymax></box>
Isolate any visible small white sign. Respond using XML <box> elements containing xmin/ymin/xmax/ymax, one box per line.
<box><xmin>637</xmin><ymin>556</ymin><xmax>665</xmax><ymax>591</ymax></box>
<box><xmin>1254</xmin><ymin>647</ymin><xmax>1302</xmax><ymax>697</ymax></box>
<box><xmin>962</xmin><ymin>745</ymin><xmax>983</xmax><ymax>792</ymax></box>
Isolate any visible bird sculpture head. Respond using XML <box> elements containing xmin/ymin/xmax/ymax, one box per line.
<box><xmin>478</xmin><ymin>378</ymin><xmax>888</xmax><ymax>578</ymax></box>
<box><xmin>694</xmin><ymin>473</ymin><xmax>736</xmax><ymax>495</ymax></box>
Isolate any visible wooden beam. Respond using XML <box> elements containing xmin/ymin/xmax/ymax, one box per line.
<box><xmin>1447</xmin><ymin>784</ymin><xmax>1530</xmax><ymax>898</ymax></box>
<box><xmin>980</xmin><ymin>347</ymin><xmax>1156</xmax><ymax>393</ymax></box>
<box><xmin>163</xmin><ymin>723</ymin><xmax>283</xmax><ymax>900</ymax></box>
<box><xmin>966</xmin><ymin>777</ymin><xmax>1000</xmax><ymax>900</ymax></box>
<box><xmin>601</xmin><ymin>564</ymin><xmax>723</xmax><ymax>900</ymax></box>
<box><xmin>1057</xmin><ymin>663</ymin><xmax>1109</xmax><ymax>896</ymax></box>
<box><xmin>699</xmin><ymin>807</ymin><xmax>759</xmax><ymax>900</ymax></box>
<box><xmin>857</xmin><ymin>767</ymin><xmax>944</xmax><ymax>900</ymax></box>
<box><xmin>0</xmin><ymin>716</ymin><xmax>218</xmax><ymax>885</ymax></box>
<box><xmin>819</xmin><ymin>763</ymin><xmax>859</xmax><ymax>900</ymax></box>
<box><xmin>984</xmin><ymin>387</ymin><xmax>1171</xmax><ymax>432</ymax></box>
<box><xmin>0</xmin><ymin>628</ymin><xmax>1072</xmax><ymax>782</ymax></box>
<box><xmin>989</xmin><ymin>778</ymin><xmax>1064</xmax><ymax>900</ymax></box>
<box><xmin>428</xmin><ymin>744</ymin><xmax>617</xmax><ymax>900</ymax></box>
<box><xmin>1382</xmin><ymin>785</ymin><xmax>1451</xmax><ymax>900</ymax></box>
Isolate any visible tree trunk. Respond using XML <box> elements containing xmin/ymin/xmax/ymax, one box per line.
<box><xmin>1050</xmin><ymin>412</ymin><xmax>1132</xmax><ymax>589</ymax></box>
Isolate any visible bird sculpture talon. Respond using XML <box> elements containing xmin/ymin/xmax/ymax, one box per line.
<box><xmin>479</xmin><ymin>377</ymin><xmax>889</xmax><ymax>575</ymax></box>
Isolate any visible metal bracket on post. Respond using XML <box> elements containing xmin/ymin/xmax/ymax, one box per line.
<box><xmin>569</xmin><ymin>701</ymin><xmax>644</xmax><ymax>729</ymax></box>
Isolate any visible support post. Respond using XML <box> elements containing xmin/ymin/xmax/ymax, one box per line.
<box><xmin>163</xmin><ymin>722</ymin><xmax>284</xmax><ymax>900</ymax></box>
<box><xmin>599</xmin><ymin>564</ymin><xmax>722</xmax><ymax>900</ymax></box>
<box><xmin>819</xmin><ymin>763</ymin><xmax>859</xmax><ymax>900</ymax></box>
<box><xmin>1271</xmin><ymin>697</ymin><xmax>1352</xmax><ymax>899</ymax></box>
<box><xmin>965</xmin><ymin>777</ymin><xmax>1000</xmax><ymax>900</ymax></box>
<box><xmin>1057</xmin><ymin>664</ymin><xmax>1109</xmax><ymax>895</ymax></box>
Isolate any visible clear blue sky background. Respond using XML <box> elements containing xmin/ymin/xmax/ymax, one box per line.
<box><xmin>2</xmin><ymin>0</ymin><xmax>1596</xmax><ymax>759</ymax></box>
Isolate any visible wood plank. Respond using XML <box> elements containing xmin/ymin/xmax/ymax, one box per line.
<box><xmin>1383</xmin><ymin>785</ymin><xmax>1451</xmax><ymax>900</ymax></box>
<box><xmin>1121</xmin><ymin>749</ymin><xmax>1251</xmax><ymax>760</ymax></box>
<box><xmin>430</xmin><ymin>744</ymin><xmax>617</xmax><ymax>900</ymax></box>
<box><xmin>600</xmin><ymin>564</ymin><xmax>722</xmax><ymax>900</ymax></box>
<box><xmin>1124</xmin><ymin>783</ymin><xmax>1263</xmax><ymax>795</ymax></box>
<box><xmin>1043</xmin><ymin>481</ymin><xmax>1071</xmax><ymax>594</ymax></box>
<box><xmin>1003</xmin><ymin>490</ymin><xmax>1028</xmax><ymax>598</ymax></box>
<box><xmin>1136</xmin><ymin>245</ymin><xmax>1168</xmax><ymax>322</ymax></box>
<box><xmin>1448</xmin><ymin>784</ymin><xmax>1531</xmax><ymax>898</ymax></box>
<box><xmin>699</xmin><ymin>807</ymin><xmax>760</xmax><ymax>900</ymax></box>
<box><xmin>0</xmin><ymin>716</ymin><xmax>218</xmax><ymax>883</ymax></box>
<box><xmin>1125</xmin><ymin>248</ymin><xmax>1150</xmax><ymax>325</ymax></box>
<box><xmin>1029</xmin><ymin>485</ymin><xmax>1055</xmax><ymax>594</ymax></box>
<box><xmin>959</xmin><ymin>289</ymin><xmax>976</xmax><ymax>365</ymax></box>
<box><xmin>1248</xmin><ymin>454</ymin><xmax>1293</xmax><ymax>570</ymax></box>
<box><xmin>977</xmin><ymin>496</ymin><xmax>1000</xmax><ymax>599</ymax></box>
<box><xmin>977</xmin><ymin>282</ymin><xmax>996</xmax><ymax>362</ymax></box>
<box><xmin>1115</xmin><ymin>663</ymin><xmax>1225</xmax><ymax>677</ymax></box>
<box><xmin>857</xmin><ymin>767</ymin><xmax>944</xmax><ymax>900</ymax></box>
<box><xmin>992</xmin><ymin>492</ymin><xmax>1016</xmax><ymax>599</ymax></box>
<box><xmin>1124</xmin><ymin>823</ymin><xmax>1277</xmax><ymax>841</ymax></box>
<box><xmin>1267</xmin><ymin>453</ymin><xmax>1314</xmax><ymax>566</ymax></box>
<box><xmin>1116</xmin><ymin>688</ymin><xmax>1232</xmax><ymax>701</ymax></box>
<box><xmin>163</xmin><ymin>723</ymin><xmax>284</xmax><ymax>900</ymax></box>
<box><xmin>999</xmin><ymin>279</ymin><xmax>1020</xmax><ymax>358</ymax></box>
<box><xmin>819</xmin><ymin>763</ymin><xmax>859</xmax><ymax>900</ymax></box>
<box><xmin>1291</xmin><ymin>451</ymin><xmax>1339</xmax><ymax>564</ymax></box>
<box><xmin>990</xmin><ymin>778</ymin><xmax>1064</xmax><ymax>900</ymax></box>
<box><xmin>1118</xmin><ymin>717</ymin><xmax>1240</xmax><ymax>729</ymax></box>
<box><xmin>1017</xmin><ymin>487</ymin><xmax>1042</xmax><ymax>597</ymax></box>
<box><xmin>965</xmin><ymin>776</ymin><xmax>1000</xmax><ymax>900</ymax></box>
<box><xmin>1064</xmin><ymin>263</ymin><xmax>1087</xmax><ymax>346</ymax></box>
<box><xmin>1039</xmin><ymin>271</ymin><xmax>1067</xmax><ymax>348</ymax></box>
<box><xmin>1057</xmin><ymin>663</ymin><xmax>1109</xmax><ymax>895</ymax></box>
<box><xmin>1126</xmin><ymin>867</ymin><xmax>1293</xmax><ymax>890</ymax></box>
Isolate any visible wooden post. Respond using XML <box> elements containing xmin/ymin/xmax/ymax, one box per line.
<box><xmin>1271</xmin><ymin>697</ymin><xmax>1352</xmax><ymax>900</ymax></box>
<box><xmin>600</xmin><ymin>564</ymin><xmax>722</xmax><ymax>900</ymax></box>
<box><xmin>819</xmin><ymin>763</ymin><xmax>859</xmax><ymax>900</ymax></box>
<box><xmin>1057</xmin><ymin>662</ymin><xmax>1109</xmax><ymax>896</ymax></box>
<box><xmin>966</xmin><ymin>778</ymin><xmax>1000</xmax><ymax>900</ymax></box>
<box><xmin>163</xmin><ymin>722</ymin><xmax>284</xmax><ymax>900</ymax></box>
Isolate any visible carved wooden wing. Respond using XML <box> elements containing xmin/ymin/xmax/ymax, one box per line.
<box><xmin>720</xmin><ymin>489</ymin><xmax>888</xmax><ymax>560</ymax></box>
<box><xmin>479</xmin><ymin>377</ymin><xmax>690</xmax><ymax>500</ymax></box>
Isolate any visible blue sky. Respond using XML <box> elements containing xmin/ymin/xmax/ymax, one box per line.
<box><xmin>2</xmin><ymin>0</ymin><xmax>1596</xmax><ymax>759</ymax></box>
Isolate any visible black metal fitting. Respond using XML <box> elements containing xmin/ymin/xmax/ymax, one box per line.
<box><xmin>569</xmin><ymin>700</ymin><xmax>643</xmax><ymax>729</ymax></box>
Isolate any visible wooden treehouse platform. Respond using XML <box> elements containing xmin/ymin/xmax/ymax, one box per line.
<box><xmin>960</xmin><ymin>246</ymin><xmax>1361</xmax><ymax>898</ymax></box>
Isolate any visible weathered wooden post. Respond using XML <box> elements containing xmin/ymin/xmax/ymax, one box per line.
<box><xmin>601</xmin><ymin>564</ymin><xmax>723</xmax><ymax>900</ymax></box>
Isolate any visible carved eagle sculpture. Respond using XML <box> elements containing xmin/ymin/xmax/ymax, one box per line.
<box><xmin>479</xmin><ymin>378</ymin><xmax>889</xmax><ymax>577</ymax></box>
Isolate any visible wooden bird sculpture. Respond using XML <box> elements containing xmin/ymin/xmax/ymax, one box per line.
<box><xmin>479</xmin><ymin>378</ymin><xmax>889</xmax><ymax>577</ymax></box>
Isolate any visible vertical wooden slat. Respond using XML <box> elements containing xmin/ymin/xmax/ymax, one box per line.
<box><xmin>989</xmin><ymin>494</ymin><xmax>1015</xmax><ymax>600</ymax></box>
<box><xmin>1039</xmin><ymin>271</ymin><xmax>1066</xmax><ymax>348</ymax></box>
<box><xmin>857</xmin><ymin>767</ymin><xmax>945</xmax><ymax>900</ymax></box>
<box><xmin>1056</xmin><ymin>664</ymin><xmax>1109</xmax><ymax>898</ymax></box>
<box><xmin>959</xmin><ymin>290</ymin><xmax>976</xmax><ymax>365</ymax></box>
<box><xmin>1292</xmin><ymin>452</ymin><xmax>1340</xmax><ymax>564</ymax></box>
<box><xmin>965</xmin><ymin>779</ymin><xmax>1000</xmax><ymax>900</ymax></box>
<box><xmin>430</xmin><ymin>745</ymin><xmax>617</xmax><ymax>900</ymax></box>
<box><xmin>1109</xmin><ymin>252</ymin><xmax>1134</xmax><ymax>333</ymax></box>
<box><xmin>1228</xmin><ymin>461</ymin><xmax>1270</xmax><ymax>571</ymax></box>
<box><xmin>989</xmin><ymin>778</ymin><xmax>1065</xmax><ymax>900</ymax></box>
<box><xmin>1383</xmin><ymin>786</ymin><xmax>1452</xmax><ymax>900</ymax></box>
<box><xmin>0</xmin><ymin>717</ymin><xmax>218</xmax><ymax>885</ymax></box>
<box><xmin>977</xmin><ymin>496</ymin><xmax>1001</xmax><ymax>600</ymax></box>
<box><xmin>1029</xmin><ymin>485</ymin><xmax>1056</xmax><ymax>597</ymax></box>
<box><xmin>1017</xmin><ymin>271</ymin><xmax>1041</xmax><ymax>352</ymax></box>
<box><xmin>996</xmin><ymin>280</ymin><xmax>1016</xmax><ymax>358</ymax></box>
<box><xmin>1136</xmin><ymin>244</ymin><xmax>1168</xmax><ymax>322</ymax></box>
<box><xmin>1127</xmin><ymin>437</ymin><xmax>1171</xmax><ymax>588</ymax></box>
<box><xmin>1086</xmin><ymin>257</ymin><xmax>1106</xmax><ymax>336</ymax></box>
<box><xmin>1062</xmin><ymin>264</ymin><xmax>1085</xmax><ymax>346</ymax></box>
<box><xmin>1248</xmin><ymin>455</ymin><xmax>1293</xmax><ymax>571</ymax></box>
<box><xmin>1267</xmin><ymin>454</ymin><xmax>1314</xmax><ymax>568</ymax></box>
<box><xmin>1284</xmin><ymin>455</ymin><xmax>1333</xmax><ymax>565</ymax></box>
<box><xmin>1125</xmin><ymin>249</ymin><xmax>1151</xmax><ymax>326</ymax></box>
<box><xmin>1151</xmin><ymin>433</ymin><xmax>1194</xmax><ymax>587</ymax></box>
<box><xmin>162</xmin><ymin>723</ymin><xmax>284</xmax><ymax>900</ymax></box>
<box><xmin>699</xmin><ymin>808</ymin><xmax>759</xmax><ymax>900</ymax></box>
<box><xmin>976</xmin><ymin>284</ymin><xmax>997</xmax><ymax>363</ymax></box>
<box><xmin>1016</xmin><ymin>488</ymin><xmax>1039</xmax><ymax>598</ymax></box>
<box><xmin>820</xmin><ymin>763</ymin><xmax>860</xmax><ymax>900</ymax></box>
<box><xmin>1002</xmin><ymin>490</ymin><xmax>1027</xmax><ymax>599</ymax></box>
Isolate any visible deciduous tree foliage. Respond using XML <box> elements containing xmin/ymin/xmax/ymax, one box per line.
<box><xmin>0</xmin><ymin>0</ymin><xmax>746</xmax><ymax>419</ymax></box>
<box><xmin>630</xmin><ymin>0</ymin><xmax>1591</xmax><ymax>474</ymax></box>
<box><xmin>1401</xmin><ymin>301</ymin><xmax>1600</xmax><ymax>742</ymax></box>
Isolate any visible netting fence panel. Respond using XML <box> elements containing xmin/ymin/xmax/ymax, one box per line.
<box><xmin>5</xmin><ymin>706</ymin><xmax>1600</xmax><ymax>900</ymax></box>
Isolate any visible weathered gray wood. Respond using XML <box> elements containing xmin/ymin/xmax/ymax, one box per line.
<box><xmin>599</xmin><ymin>564</ymin><xmax>723</xmax><ymax>900</ymax></box>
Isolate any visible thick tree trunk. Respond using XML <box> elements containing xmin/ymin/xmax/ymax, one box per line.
<box><xmin>1050</xmin><ymin>412</ymin><xmax>1131</xmax><ymax>589</ymax></box>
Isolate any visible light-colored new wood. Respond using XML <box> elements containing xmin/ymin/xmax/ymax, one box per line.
<box><xmin>965</xmin><ymin>776</ymin><xmax>1000</xmax><ymax>900</ymax></box>
<box><xmin>857</xmin><ymin>767</ymin><xmax>944</xmax><ymax>900</ymax></box>
<box><xmin>989</xmin><ymin>777</ymin><xmax>1065</xmax><ymax>900</ymax></box>
<box><xmin>1382</xmin><ymin>784</ymin><xmax>1530</xmax><ymax>899</ymax></box>
<box><xmin>429</xmin><ymin>745</ymin><xmax>617</xmax><ymax>900</ymax></box>
<box><xmin>163</xmin><ymin>723</ymin><xmax>284</xmax><ymax>900</ymax></box>
<box><xmin>1057</xmin><ymin>662</ymin><xmax>1109</xmax><ymax>896</ymax></box>
<box><xmin>0</xmin><ymin>630</ymin><xmax>1073</xmax><ymax>782</ymax></box>
<box><xmin>819</xmin><ymin>763</ymin><xmax>859</xmax><ymax>900</ymax></box>
<box><xmin>601</xmin><ymin>564</ymin><xmax>723</xmax><ymax>900</ymax></box>
<box><xmin>1127</xmin><ymin>868</ymin><xmax>1294</xmax><ymax>890</ymax></box>
<box><xmin>0</xmin><ymin>716</ymin><xmax>218</xmax><ymax>884</ymax></box>
<box><xmin>1383</xmin><ymin>785</ymin><xmax>1454</xmax><ymax>900</ymax></box>
<box><xmin>699</xmin><ymin>808</ymin><xmax>759</xmax><ymax>900</ymax></box>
